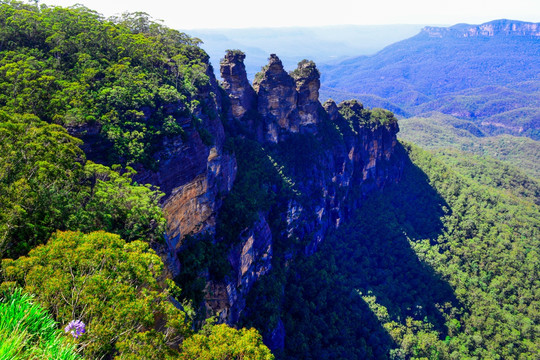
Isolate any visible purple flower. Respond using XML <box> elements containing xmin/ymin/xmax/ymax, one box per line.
<box><xmin>65</xmin><ymin>320</ymin><xmax>85</xmax><ymax>338</ymax></box>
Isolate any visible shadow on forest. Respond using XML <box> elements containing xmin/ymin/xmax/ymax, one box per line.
<box><xmin>280</xmin><ymin>143</ymin><xmax>462</xmax><ymax>359</ymax></box>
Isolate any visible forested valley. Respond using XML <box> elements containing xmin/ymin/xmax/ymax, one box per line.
<box><xmin>0</xmin><ymin>1</ymin><xmax>538</xmax><ymax>360</ymax></box>
<box><xmin>247</xmin><ymin>143</ymin><xmax>539</xmax><ymax>359</ymax></box>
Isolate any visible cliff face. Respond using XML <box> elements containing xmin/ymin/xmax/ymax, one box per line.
<box><xmin>136</xmin><ymin>50</ymin><xmax>402</xmax><ymax>337</ymax></box>
<box><xmin>130</xmin><ymin>64</ymin><xmax>237</xmax><ymax>277</ymax></box>
<box><xmin>215</xmin><ymin>52</ymin><xmax>403</xmax><ymax>328</ymax></box>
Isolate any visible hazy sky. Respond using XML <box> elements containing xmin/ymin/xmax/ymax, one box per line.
<box><xmin>42</xmin><ymin>0</ymin><xmax>540</xmax><ymax>29</ymax></box>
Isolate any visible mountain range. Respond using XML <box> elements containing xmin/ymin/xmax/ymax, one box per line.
<box><xmin>319</xmin><ymin>19</ymin><xmax>540</xmax><ymax>139</ymax></box>
<box><xmin>1</xmin><ymin>3</ymin><xmax>539</xmax><ymax>359</ymax></box>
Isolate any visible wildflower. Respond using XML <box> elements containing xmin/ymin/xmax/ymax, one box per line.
<box><xmin>65</xmin><ymin>320</ymin><xmax>86</xmax><ymax>338</ymax></box>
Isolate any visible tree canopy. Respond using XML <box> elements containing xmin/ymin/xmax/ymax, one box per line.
<box><xmin>0</xmin><ymin>0</ymin><xmax>211</xmax><ymax>166</ymax></box>
<box><xmin>0</xmin><ymin>112</ymin><xmax>165</xmax><ymax>259</ymax></box>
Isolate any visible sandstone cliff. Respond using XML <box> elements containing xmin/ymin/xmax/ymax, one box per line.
<box><xmin>212</xmin><ymin>52</ymin><xmax>403</xmax><ymax>333</ymax></box>
<box><xmin>129</xmin><ymin>63</ymin><xmax>237</xmax><ymax>277</ymax></box>
<box><xmin>113</xmin><ymin>49</ymin><xmax>403</xmax><ymax>345</ymax></box>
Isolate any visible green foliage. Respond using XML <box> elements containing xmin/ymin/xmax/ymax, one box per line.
<box><xmin>0</xmin><ymin>113</ymin><xmax>83</xmax><ymax>257</ymax></box>
<box><xmin>0</xmin><ymin>113</ymin><xmax>165</xmax><ymax>259</ymax></box>
<box><xmin>253</xmin><ymin>64</ymin><xmax>270</xmax><ymax>90</ymax></box>
<box><xmin>217</xmin><ymin>138</ymin><xmax>292</xmax><ymax>245</ymax></box>
<box><xmin>175</xmin><ymin>234</ymin><xmax>231</xmax><ymax>307</ymax></box>
<box><xmin>404</xmin><ymin>143</ymin><xmax>539</xmax><ymax>359</ymax></box>
<box><xmin>1</xmin><ymin>230</ymin><xmax>193</xmax><ymax>359</ymax></box>
<box><xmin>370</xmin><ymin>107</ymin><xmax>398</xmax><ymax>126</ymax></box>
<box><xmin>266</xmin><ymin>143</ymin><xmax>539</xmax><ymax>359</ymax></box>
<box><xmin>68</xmin><ymin>162</ymin><xmax>166</xmax><ymax>243</ymax></box>
<box><xmin>289</xmin><ymin>59</ymin><xmax>319</xmax><ymax>79</ymax></box>
<box><xmin>0</xmin><ymin>289</ymin><xmax>82</xmax><ymax>360</ymax></box>
<box><xmin>180</xmin><ymin>320</ymin><xmax>274</xmax><ymax>360</ymax></box>
<box><xmin>222</xmin><ymin>49</ymin><xmax>246</xmax><ymax>59</ymax></box>
<box><xmin>337</xmin><ymin>100</ymin><xmax>398</xmax><ymax>132</ymax></box>
<box><xmin>433</xmin><ymin>148</ymin><xmax>540</xmax><ymax>204</ymax></box>
<box><xmin>398</xmin><ymin>114</ymin><xmax>540</xmax><ymax>178</ymax></box>
<box><xmin>0</xmin><ymin>1</ymin><xmax>211</xmax><ymax>165</ymax></box>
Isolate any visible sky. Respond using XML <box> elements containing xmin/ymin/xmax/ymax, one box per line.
<box><xmin>41</xmin><ymin>0</ymin><xmax>540</xmax><ymax>29</ymax></box>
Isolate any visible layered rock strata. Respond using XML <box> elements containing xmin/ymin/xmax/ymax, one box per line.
<box><xmin>131</xmin><ymin>64</ymin><xmax>237</xmax><ymax>277</ymax></box>
<box><xmin>214</xmin><ymin>52</ymin><xmax>403</xmax><ymax>328</ymax></box>
<box><xmin>252</xmin><ymin>54</ymin><xmax>300</xmax><ymax>142</ymax></box>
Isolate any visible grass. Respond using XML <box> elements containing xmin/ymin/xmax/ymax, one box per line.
<box><xmin>0</xmin><ymin>289</ymin><xmax>82</xmax><ymax>360</ymax></box>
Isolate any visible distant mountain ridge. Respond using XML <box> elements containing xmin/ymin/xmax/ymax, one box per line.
<box><xmin>320</xmin><ymin>19</ymin><xmax>540</xmax><ymax>139</ymax></box>
<box><xmin>421</xmin><ymin>19</ymin><xmax>540</xmax><ymax>38</ymax></box>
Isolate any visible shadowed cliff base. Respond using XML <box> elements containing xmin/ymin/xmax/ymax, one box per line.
<box><xmin>241</xmin><ymin>143</ymin><xmax>462</xmax><ymax>359</ymax></box>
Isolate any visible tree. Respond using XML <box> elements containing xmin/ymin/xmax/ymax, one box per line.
<box><xmin>1</xmin><ymin>231</ymin><xmax>191</xmax><ymax>359</ymax></box>
<box><xmin>180</xmin><ymin>320</ymin><xmax>274</xmax><ymax>360</ymax></box>
<box><xmin>0</xmin><ymin>113</ymin><xmax>84</xmax><ymax>257</ymax></box>
<box><xmin>0</xmin><ymin>113</ymin><xmax>166</xmax><ymax>259</ymax></box>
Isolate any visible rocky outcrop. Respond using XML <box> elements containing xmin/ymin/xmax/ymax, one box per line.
<box><xmin>220</xmin><ymin>50</ymin><xmax>261</xmax><ymax>139</ymax></box>
<box><xmin>216</xmin><ymin>55</ymin><xmax>403</xmax><ymax>329</ymax></box>
<box><xmin>144</xmin><ymin>52</ymin><xmax>404</xmax><ymax>330</ymax></box>
<box><xmin>253</xmin><ymin>54</ymin><xmax>300</xmax><ymax>143</ymax></box>
<box><xmin>132</xmin><ymin>64</ymin><xmax>237</xmax><ymax>277</ymax></box>
<box><xmin>124</xmin><ymin>50</ymin><xmax>403</xmax><ymax>337</ymax></box>
<box><xmin>291</xmin><ymin>59</ymin><xmax>323</xmax><ymax>131</ymax></box>
<box><xmin>200</xmin><ymin>212</ymin><xmax>273</xmax><ymax>323</ymax></box>
<box><xmin>288</xmin><ymin>99</ymin><xmax>402</xmax><ymax>255</ymax></box>
<box><xmin>330</xmin><ymin>100</ymin><xmax>400</xmax><ymax>186</ymax></box>
<box><xmin>247</xmin><ymin>54</ymin><xmax>333</xmax><ymax>142</ymax></box>
<box><xmin>226</xmin><ymin>214</ymin><xmax>273</xmax><ymax>323</ymax></box>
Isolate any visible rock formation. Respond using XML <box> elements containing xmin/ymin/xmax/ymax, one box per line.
<box><xmin>126</xmin><ymin>50</ymin><xmax>403</xmax><ymax>343</ymax></box>
<box><xmin>131</xmin><ymin>64</ymin><xmax>237</xmax><ymax>277</ymax></box>
<box><xmin>253</xmin><ymin>54</ymin><xmax>300</xmax><ymax>142</ymax></box>
<box><xmin>291</xmin><ymin>59</ymin><xmax>323</xmax><ymax>131</ymax></box>
<box><xmin>212</xmin><ymin>52</ymin><xmax>403</xmax><ymax>331</ymax></box>
<box><xmin>220</xmin><ymin>50</ymin><xmax>258</xmax><ymax>120</ymax></box>
<box><xmin>219</xmin><ymin>50</ymin><xmax>261</xmax><ymax>139</ymax></box>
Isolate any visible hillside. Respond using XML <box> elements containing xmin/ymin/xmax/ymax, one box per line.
<box><xmin>320</xmin><ymin>19</ymin><xmax>540</xmax><ymax>139</ymax></box>
<box><xmin>242</xmin><ymin>142</ymin><xmax>540</xmax><ymax>359</ymax></box>
<box><xmin>0</xmin><ymin>3</ymin><xmax>539</xmax><ymax>359</ymax></box>
<box><xmin>398</xmin><ymin>113</ymin><xmax>540</xmax><ymax>178</ymax></box>
<box><xmin>0</xmin><ymin>2</ymin><xmax>272</xmax><ymax>358</ymax></box>
<box><xmin>0</xmin><ymin>2</ymin><xmax>402</xmax><ymax>358</ymax></box>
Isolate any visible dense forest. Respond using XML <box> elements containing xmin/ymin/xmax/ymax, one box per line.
<box><xmin>0</xmin><ymin>1</ymin><xmax>538</xmax><ymax>360</ymax></box>
<box><xmin>0</xmin><ymin>1</ymin><xmax>272</xmax><ymax>359</ymax></box>
<box><xmin>398</xmin><ymin>114</ymin><xmax>540</xmax><ymax>178</ymax></box>
<box><xmin>277</xmin><ymin>144</ymin><xmax>539</xmax><ymax>359</ymax></box>
<box><xmin>231</xmin><ymin>133</ymin><xmax>539</xmax><ymax>359</ymax></box>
